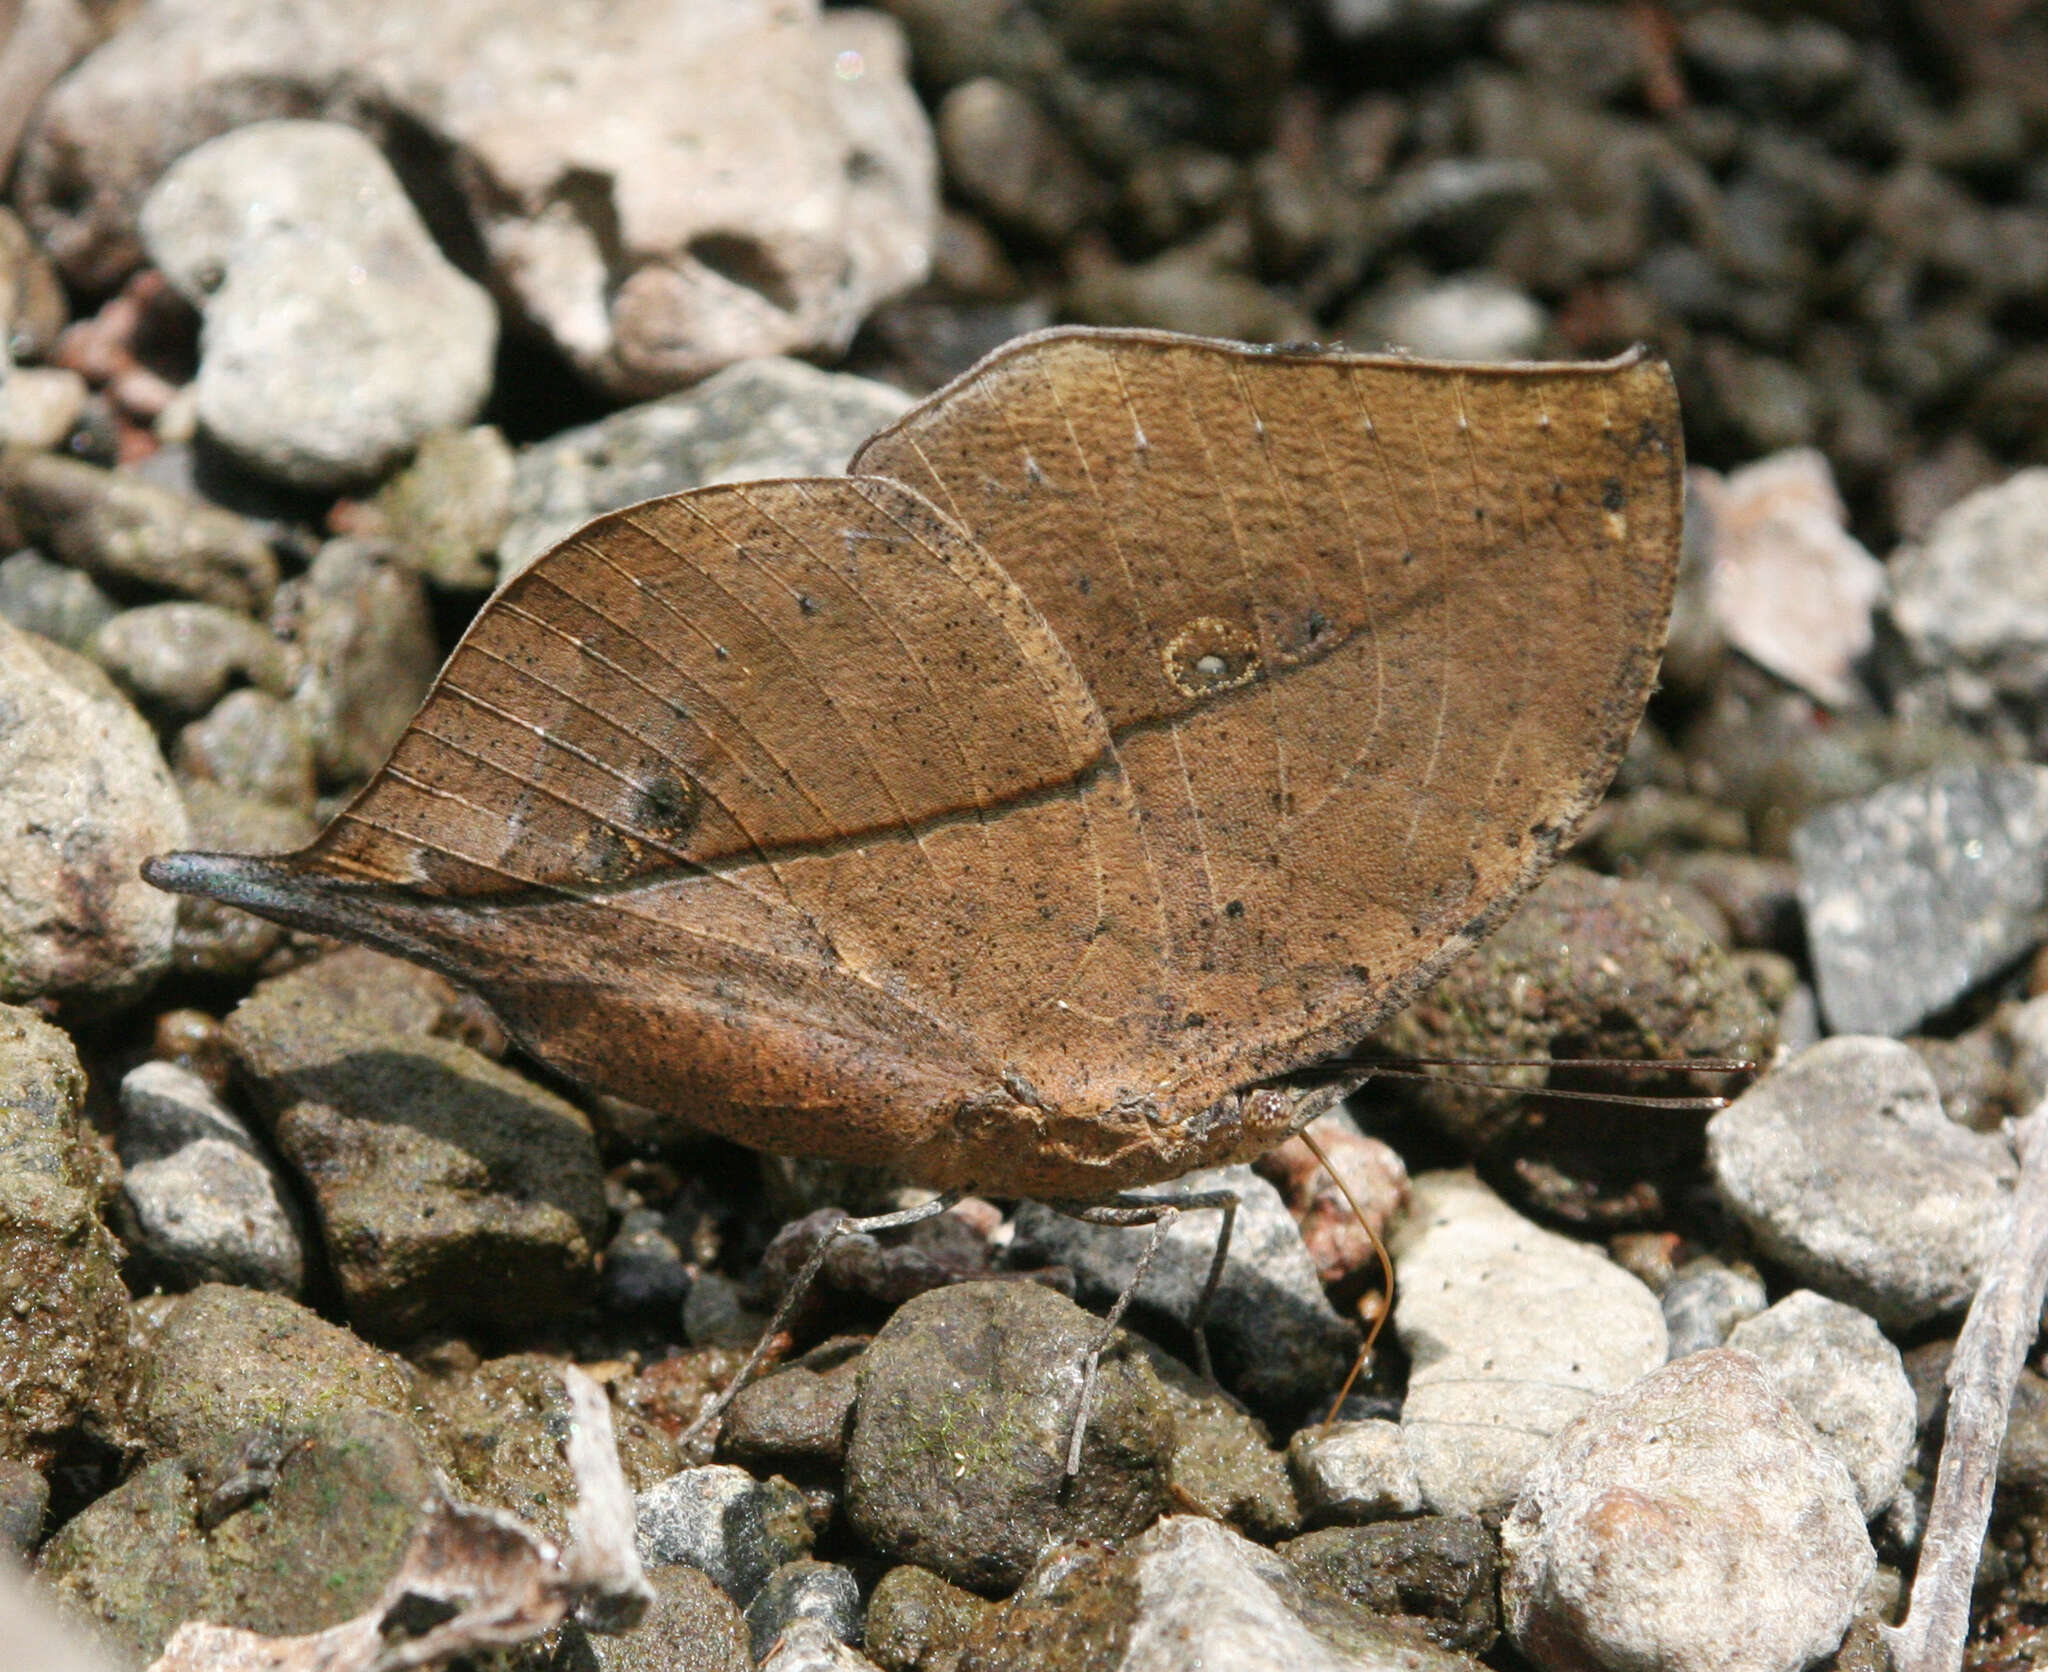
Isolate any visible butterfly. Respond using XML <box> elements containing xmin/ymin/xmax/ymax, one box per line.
<box><xmin>145</xmin><ymin>327</ymin><xmax>1681</xmax><ymax>1207</ymax></box>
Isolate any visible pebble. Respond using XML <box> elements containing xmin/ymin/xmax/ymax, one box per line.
<box><xmin>118</xmin><ymin>1059</ymin><xmax>257</xmax><ymax>1160</ymax></box>
<box><xmin>1369</xmin><ymin>866</ymin><xmax>1775</xmax><ymax>1224</ymax></box>
<box><xmin>1287</xmin><ymin>1420</ymin><xmax>1425</xmax><ymax>1526</ymax></box>
<box><xmin>142</xmin><ymin>120</ymin><xmax>496</xmax><ymax>489</ymax></box>
<box><xmin>88</xmin><ymin>600</ymin><xmax>294</xmax><ymax>718</ymax></box>
<box><xmin>0</xmin><ymin>547</ymin><xmax>117</xmax><ymax>651</ymax></box>
<box><xmin>1691</xmin><ymin>448</ymin><xmax>1884</xmax><ymax>709</ymax></box>
<box><xmin>1355</xmin><ymin>274</ymin><xmax>1547</xmax><ymax>360</ymax></box>
<box><xmin>745</xmin><ymin>1559</ymin><xmax>864</xmax><ymax>1660</ymax></box>
<box><xmin>1725</xmin><ymin>1291</ymin><xmax>1916</xmax><ymax>1517</ymax></box>
<box><xmin>416</xmin><ymin>1352</ymin><xmax>678</xmax><ymax>1543</ymax></box>
<box><xmin>1501</xmin><ymin>1351</ymin><xmax>1874</xmax><ymax>1672</ymax></box>
<box><xmin>865</xmin><ymin>1562</ymin><xmax>996</xmax><ymax>1671</ymax></box>
<box><xmin>0</xmin><ymin>363</ymin><xmax>88</xmax><ymax>449</ymax></box>
<box><xmin>168</xmin><ymin>779</ymin><xmax>318</xmax><ymax>978</ymax></box>
<box><xmin>0</xmin><ymin>621</ymin><xmax>187</xmax><ymax>1012</ymax></box>
<box><xmin>1254</xmin><ymin>1109</ymin><xmax>1408</xmax><ymax>1291</ymax></box>
<box><xmin>362</xmin><ymin>425</ymin><xmax>515</xmax><ymax>591</ymax></box>
<box><xmin>22</xmin><ymin>0</ymin><xmax>937</xmax><ymax>396</ymax></box>
<box><xmin>119</xmin><ymin>1136</ymin><xmax>308</xmax><ymax>1295</ymax></box>
<box><xmin>498</xmin><ymin>356</ymin><xmax>915</xmax><ymax>578</ymax></box>
<box><xmin>273</xmin><ymin>536</ymin><xmax>439</xmax><ymax>782</ymax></box>
<box><xmin>1140</xmin><ymin>1334</ymin><xmax>1301</xmax><ymax>1541</ymax></box>
<box><xmin>565</xmin><ymin>1564</ymin><xmax>751</xmax><ymax>1672</ymax></box>
<box><xmin>604</xmin><ymin>1207</ymin><xmax>693</xmax><ymax>1317</ymax></box>
<box><xmin>0</xmin><ymin>449</ymin><xmax>278</xmax><ymax>613</ymax></box>
<box><xmin>37</xmin><ymin>1406</ymin><xmax>440</xmax><ymax>1668</ymax></box>
<box><xmin>759</xmin><ymin>1619</ymin><xmax>886</xmax><ymax>1672</ymax></box>
<box><xmin>635</xmin><ymin>1465</ymin><xmax>815</xmax><ymax>1606</ymax></box>
<box><xmin>1278</xmin><ymin>1516</ymin><xmax>1500</xmax><ymax>1653</ymax></box>
<box><xmin>0</xmin><ymin>206</ymin><xmax>66</xmax><ymax>359</ymax></box>
<box><xmin>1710</xmin><ymin>1037</ymin><xmax>2016</xmax><ymax>1329</ymax></box>
<box><xmin>0</xmin><ymin>1003</ymin><xmax>133</xmax><ymax>1469</ymax></box>
<box><xmin>1793</xmin><ymin>764</ymin><xmax>2048</xmax><ymax>1036</ymax></box>
<box><xmin>0</xmin><ymin>1459</ymin><xmax>49</xmax><ymax>1555</ymax></box>
<box><xmin>936</xmin><ymin>78</ymin><xmax>1105</xmax><ymax>245</ymax></box>
<box><xmin>842</xmin><ymin>1279</ymin><xmax>1173</xmax><ymax>1594</ymax></box>
<box><xmin>1661</xmin><ymin>1259</ymin><xmax>1768</xmax><ymax>1358</ymax></box>
<box><xmin>1391</xmin><ymin>1171</ymin><xmax>1668</xmax><ymax>1515</ymax></box>
<box><xmin>1889</xmin><ymin>467</ymin><xmax>2048</xmax><ymax>758</ymax></box>
<box><xmin>131</xmin><ymin>1282</ymin><xmax>418</xmax><ymax>1461</ymax></box>
<box><xmin>1010</xmin><ymin>1164</ymin><xmax>1359</xmax><ymax>1420</ymax></box>
<box><xmin>224</xmin><ymin>947</ymin><xmax>609</xmax><ymax>1337</ymax></box>
<box><xmin>171</xmin><ymin>687</ymin><xmax>318</xmax><ymax>815</ymax></box>
<box><xmin>968</xmin><ymin>1515</ymin><xmax>1487</xmax><ymax>1672</ymax></box>
<box><xmin>719</xmin><ymin>1336</ymin><xmax>867</xmax><ymax>1473</ymax></box>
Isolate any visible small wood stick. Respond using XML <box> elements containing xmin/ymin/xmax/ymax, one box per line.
<box><xmin>1883</xmin><ymin>1098</ymin><xmax>2048</xmax><ymax>1672</ymax></box>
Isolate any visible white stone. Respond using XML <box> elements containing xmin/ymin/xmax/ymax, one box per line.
<box><xmin>1392</xmin><ymin>1171</ymin><xmax>1666</xmax><ymax>1515</ymax></box>
<box><xmin>1503</xmin><ymin>1350</ymin><xmax>1874</xmax><ymax>1672</ymax></box>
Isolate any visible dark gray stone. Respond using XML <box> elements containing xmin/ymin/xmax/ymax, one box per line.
<box><xmin>1011</xmin><ymin>1165</ymin><xmax>1357</xmax><ymax>1420</ymax></box>
<box><xmin>603</xmin><ymin>1207</ymin><xmax>692</xmax><ymax>1317</ymax></box>
<box><xmin>562</xmin><ymin>1563</ymin><xmax>751</xmax><ymax>1672</ymax></box>
<box><xmin>0</xmin><ymin>549</ymin><xmax>116</xmax><ymax>651</ymax></box>
<box><xmin>1793</xmin><ymin>765</ymin><xmax>2048</xmax><ymax>1035</ymax></box>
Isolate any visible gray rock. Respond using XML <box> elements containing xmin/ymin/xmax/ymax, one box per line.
<box><xmin>746</xmin><ymin>1559</ymin><xmax>864</xmax><ymax>1660</ymax></box>
<box><xmin>1889</xmin><ymin>467</ymin><xmax>2048</xmax><ymax>757</ymax></box>
<box><xmin>143</xmin><ymin>121</ymin><xmax>496</xmax><ymax>490</ymax></box>
<box><xmin>498</xmin><ymin>356</ymin><xmax>915</xmax><ymax>578</ymax></box>
<box><xmin>88</xmin><ymin>601</ymin><xmax>294</xmax><ymax>718</ymax></box>
<box><xmin>843</xmin><ymin>1279</ymin><xmax>1174</xmax><ymax>1595</ymax></box>
<box><xmin>1278</xmin><ymin>1517</ymin><xmax>1500</xmax><ymax>1654</ymax></box>
<box><xmin>1793</xmin><ymin>765</ymin><xmax>2048</xmax><ymax>1035</ymax></box>
<box><xmin>1708</xmin><ymin>1037</ymin><xmax>2017</xmax><ymax>1329</ymax></box>
<box><xmin>1661</xmin><ymin>1259</ymin><xmax>1768</xmax><ymax>1358</ymax></box>
<box><xmin>274</xmin><ymin>537</ymin><xmax>438</xmax><ymax>782</ymax></box>
<box><xmin>1139</xmin><ymin>1336</ymin><xmax>1301</xmax><ymax>1542</ymax></box>
<box><xmin>967</xmin><ymin>1515</ymin><xmax>1488</xmax><ymax>1672</ymax></box>
<box><xmin>1356</xmin><ymin>275</ymin><xmax>1546</xmax><ymax>361</ymax></box>
<box><xmin>118</xmin><ymin>1059</ymin><xmax>259</xmax><ymax>1162</ymax></box>
<box><xmin>1502</xmin><ymin>1351</ymin><xmax>1874</xmax><ymax>1672</ymax></box>
<box><xmin>0</xmin><ymin>548</ymin><xmax>116</xmax><ymax>650</ymax></box>
<box><xmin>1392</xmin><ymin>1172</ymin><xmax>1667</xmax><ymax>1515</ymax></box>
<box><xmin>561</xmin><ymin>1563</ymin><xmax>751</xmax><ymax>1672</ymax></box>
<box><xmin>635</xmin><ymin>1465</ymin><xmax>815</xmax><ymax>1606</ymax></box>
<box><xmin>225</xmin><ymin>947</ymin><xmax>608</xmax><ymax>1337</ymax></box>
<box><xmin>1010</xmin><ymin>1165</ymin><xmax>1359</xmax><ymax>1420</ymax></box>
<box><xmin>172</xmin><ymin>688</ymin><xmax>318</xmax><ymax>814</ymax></box>
<box><xmin>1287</xmin><ymin>1420</ymin><xmax>1425</xmax><ymax>1526</ymax></box>
<box><xmin>0</xmin><ymin>621</ymin><xmax>187</xmax><ymax>1012</ymax></box>
<box><xmin>0</xmin><ymin>1003</ymin><xmax>133</xmax><ymax>1468</ymax></box>
<box><xmin>119</xmin><ymin>1136</ymin><xmax>308</xmax><ymax>1294</ymax></box>
<box><xmin>0</xmin><ymin>449</ymin><xmax>277</xmax><ymax>613</ymax></box>
<box><xmin>1725</xmin><ymin>1292</ymin><xmax>1916</xmax><ymax>1517</ymax></box>
<box><xmin>170</xmin><ymin>779</ymin><xmax>318</xmax><ymax>979</ymax></box>
<box><xmin>21</xmin><ymin>0</ymin><xmax>936</xmax><ymax>397</ymax></box>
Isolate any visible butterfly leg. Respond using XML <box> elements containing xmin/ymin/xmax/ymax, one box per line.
<box><xmin>682</xmin><ymin>1192</ymin><xmax>961</xmax><ymax>1453</ymax></box>
<box><xmin>1042</xmin><ymin>1186</ymin><xmax>1239</xmax><ymax>1475</ymax></box>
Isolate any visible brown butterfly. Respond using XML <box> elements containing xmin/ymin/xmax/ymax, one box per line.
<box><xmin>146</xmin><ymin>327</ymin><xmax>1681</xmax><ymax>1205</ymax></box>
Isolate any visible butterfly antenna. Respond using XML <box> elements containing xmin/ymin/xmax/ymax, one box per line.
<box><xmin>1298</xmin><ymin>1123</ymin><xmax>1394</xmax><ymax>1427</ymax></box>
<box><xmin>1357</xmin><ymin>1054</ymin><xmax>1760</xmax><ymax>1112</ymax></box>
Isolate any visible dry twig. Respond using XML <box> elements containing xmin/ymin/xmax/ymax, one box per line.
<box><xmin>1884</xmin><ymin>1098</ymin><xmax>2048</xmax><ymax>1672</ymax></box>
